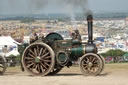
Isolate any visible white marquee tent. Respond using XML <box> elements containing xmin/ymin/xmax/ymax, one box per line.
<box><xmin>0</xmin><ymin>36</ymin><xmax>20</xmax><ymax>57</ymax></box>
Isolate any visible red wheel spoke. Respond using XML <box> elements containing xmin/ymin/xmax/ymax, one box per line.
<box><xmin>42</xmin><ymin>48</ymin><xmax>46</xmax><ymax>55</ymax></box>
<box><xmin>28</xmin><ymin>53</ymin><xmax>35</xmax><ymax>58</ymax></box>
<box><xmin>43</xmin><ymin>56</ymin><xmax>51</xmax><ymax>59</ymax></box>
<box><xmin>26</xmin><ymin>60</ymin><xmax>34</xmax><ymax>64</ymax></box>
<box><xmin>27</xmin><ymin>63</ymin><xmax>34</xmax><ymax>68</ymax></box>
<box><xmin>41</xmin><ymin>52</ymin><xmax>50</xmax><ymax>58</ymax></box>
<box><xmin>35</xmin><ymin>64</ymin><xmax>38</xmax><ymax>71</ymax></box>
<box><xmin>41</xmin><ymin>62</ymin><xmax>47</xmax><ymax>70</ymax></box>
<box><xmin>31</xmin><ymin>63</ymin><xmax>36</xmax><ymax>70</ymax></box>
<box><xmin>29</xmin><ymin>49</ymin><xmax>35</xmax><ymax>56</ymax></box>
<box><xmin>37</xmin><ymin>45</ymin><xmax>39</xmax><ymax>55</ymax></box>
<box><xmin>39</xmin><ymin>48</ymin><xmax>43</xmax><ymax>56</ymax></box>
<box><xmin>41</xmin><ymin>59</ymin><xmax>51</xmax><ymax>62</ymax></box>
<box><xmin>25</xmin><ymin>57</ymin><xmax>34</xmax><ymax>60</ymax></box>
<box><xmin>37</xmin><ymin>64</ymin><xmax>41</xmax><ymax>73</ymax></box>
<box><xmin>34</xmin><ymin>48</ymin><xmax>37</xmax><ymax>57</ymax></box>
<box><xmin>44</xmin><ymin>62</ymin><xmax>50</xmax><ymax>67</ymax></box>
<box><xmin>40</xmin><ymin>65</ymin><xmax>44</xmax><ymax>72</ymax></box>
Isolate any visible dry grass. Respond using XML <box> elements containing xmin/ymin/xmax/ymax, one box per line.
<box><xmin>1</xmin><ymin>63</ymin><xmax>128</xmax><ymax>85</ymax></box>
<box><xmin>5</xmin><ymin>63</ymin><xmax>128</xmax><ymax>74</ymax></box>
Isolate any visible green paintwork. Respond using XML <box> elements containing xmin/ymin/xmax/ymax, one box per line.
<box><xmin>53</xmin><ymin>40</ymin><xmax>85</xmax><ymax>58</ymax></box>
<box><xmin>58</xmin><ymin>41</ymin><xmax>71</xmax><ymax>47</ymax></box>
<box><xmin>72</xmin><ymin>40</ymin><xmax>81</xmax><ymax>45</ymax></box>
<box><xmin>55</xmin><ymin>40</ymin><xmax>72</xmax><ymax>49</ymax></box>
<box><xmin>71</xmin><ymin>45</ymin><xmax>84</xmax><ymax>57</ymax></box>
<box><xmin>45</xmin><ymin>33</ymin><xmax>86</xmax><ymax>61</ymax></box>
<box><xmin>45</xmin><ymin>33</ymin><xmax>64</xmax><ymax>49</ymax></box>
<box><xmin>45</xmin><ymin>33</ymin><xmax>63</xmax><ymax>41</ymax></box>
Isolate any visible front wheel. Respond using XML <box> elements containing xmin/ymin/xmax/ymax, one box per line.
<box><xmin>80</xmin><ymin>53</ymin><xmax>103</xmax><ymax>76</ymax></box>
<box><xmin>97</xmin><ymin>54</ymin><xmax>105</xmax><ymax>73</ymax></box>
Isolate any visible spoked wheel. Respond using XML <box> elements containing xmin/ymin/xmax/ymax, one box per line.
<box><xmin>97</xmin><ymin>54</ymin><xmax>105</xmax><ymax>73</ymax></box>
<box><xmin>80</xmin><ymin>53</ymin><xmax>103</xmax><ymax>76</ymax></box>
<box><xmin>0</xmin><ymin>55</ymin><xmax>7</xmax><ymax>75</ymax></box>
<box><xmin>48</xmin><ymin>67</ymin><xmax>63</xmax><ymax>75</ymax></box>
<box><xmin>22</xmin><ymin>42</ymin><xmax>55</xmax><ymax>76</ymax></box>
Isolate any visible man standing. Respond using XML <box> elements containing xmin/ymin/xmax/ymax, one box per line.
<box><xmin>30</xmin><ymin>31</ymin><xmax>38</xmax><ymax>43</ymax></box>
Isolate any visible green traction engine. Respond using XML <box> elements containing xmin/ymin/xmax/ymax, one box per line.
<box><xmin>22</xmin><ymin>15</ymin><xmax>105</xmax><ymax>76</ymax></box>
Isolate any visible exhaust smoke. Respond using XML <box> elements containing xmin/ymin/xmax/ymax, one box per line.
<box><xmin>56</xmin><ymin>0</ymin><xmax>92</xmax><ymax>29</ymax></box>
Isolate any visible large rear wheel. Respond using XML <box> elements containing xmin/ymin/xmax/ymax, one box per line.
<box><xmin>22</xmin><ymin>42</ymin><xmax>55</xmax><ymax>76</ymax></box>
<box><xmin>80</xmin><ymin>53</ymin><xmax>103</xmax><ymax>76</ymax></box>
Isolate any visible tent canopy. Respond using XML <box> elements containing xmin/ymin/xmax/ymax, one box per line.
<box><xmin>5</xmin><ymin>50</ymin><xmax>19</xmax><ymax>57</ymax></box>
<box><xmin>0</xmin><ymin>36</ymin><xmax>20</xmax><ymax>46</ymax></box>
<box><xmin>0</xmin><ymin>36</ymin><xmax>20</xmax><ymax>57</ymax></box>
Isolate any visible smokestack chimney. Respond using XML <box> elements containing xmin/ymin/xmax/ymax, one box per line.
<box><xmin>87</xmin><ymin>15</ymin><xmax>93</xmax><ymax>44</ymax></box>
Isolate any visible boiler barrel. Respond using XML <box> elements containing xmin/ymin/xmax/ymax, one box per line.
<box><xmin>70</xmin><ymin>45</ymin><xmax>86</xmax><ymax>57</ymax></box>
<box><xmin>70</xmin><ymin>44</ymin><xmax>97</xmax><ymax>57</ymax></box>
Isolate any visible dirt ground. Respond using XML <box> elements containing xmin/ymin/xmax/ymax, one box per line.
<box><xmin>0</xmin><ymin>63</ymin><xmax>128</xmax><ymax>85</ymax></box>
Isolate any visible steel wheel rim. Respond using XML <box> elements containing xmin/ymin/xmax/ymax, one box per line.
<box><xmin>80</xmin><ymin>54</ymin><xmax>102</xmax><ymax>75</ymax></box>
<box><xmin>22</xmin><ymin>43</ymin><xmax>55</xmax><ymax>76</ymax></box>
<box><xmin>98</xmin><ymin>54</ymin><xmax>105</xmax><ymax>73</ymax></box>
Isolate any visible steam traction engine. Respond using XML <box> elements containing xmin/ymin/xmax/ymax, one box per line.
<box><xmin>22</xmin><ymin>15</ymin><xmax>105</xmax><ymax>76</ymax></box>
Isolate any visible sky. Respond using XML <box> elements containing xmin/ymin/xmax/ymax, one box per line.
<box><xmin>0</xmin><ymin>0</ymin><xmax>127</xmax><ymax>15</ymax></box>
<box><xmin>89</xmin><ymin>0</ymin><xmax>128</xmax><ymax>13</ymax></box>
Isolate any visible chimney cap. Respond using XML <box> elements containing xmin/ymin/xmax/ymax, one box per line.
<box><xmin>87</xmin><ymin>15</ymin><xmax>93</xmax><ymax>21</ymax></box>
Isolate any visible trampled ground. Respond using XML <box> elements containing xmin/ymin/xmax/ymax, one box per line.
<box><xmin>0</xmin><ymin>63</ymin><xmax>128</xmax><ymax>85</ymax></box>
